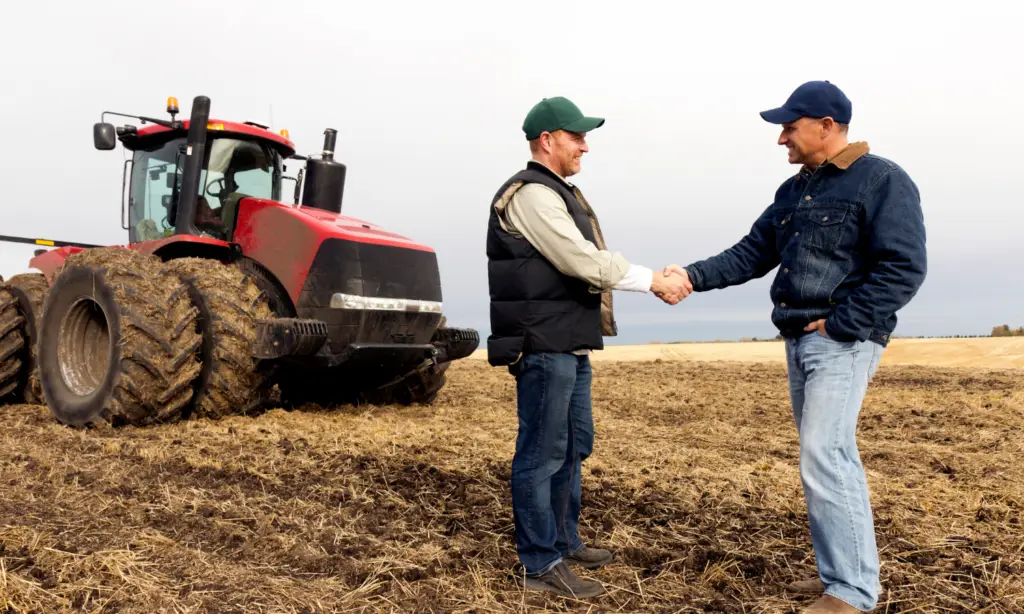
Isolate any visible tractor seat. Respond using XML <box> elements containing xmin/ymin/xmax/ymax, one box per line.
<box><xmin>218</xmin><ymin>191</ymin><xmax>248</xmax><ymax>230</ymax></box>
<box><xmin>135</xmin><ymin>219</ymin><xmax>164</xmax><ymax>242</ymax></box>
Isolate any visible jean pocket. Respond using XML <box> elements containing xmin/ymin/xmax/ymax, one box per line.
<box><xmin>815</xmin><ymin>332</ymin><xmax>858</xmax><ymax>349</ymax></box>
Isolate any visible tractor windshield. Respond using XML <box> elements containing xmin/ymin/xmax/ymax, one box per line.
<box><xmin>128</xmin><ymin>136</ymin><xmax>281</xmax><ymax>243</ymax></box>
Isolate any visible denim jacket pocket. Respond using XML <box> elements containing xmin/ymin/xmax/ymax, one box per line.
<box><xmin>772</xmin><ymin>210</ymin><xmax>794</xmax><ymax>251</ymax></box>
<box><xmin>804</xmin><ymin>207</ymin><xmax>848</xmax><ymax>250</ymax></box>
<box><xmin>772</xmin><ymin>210</ymin><xmax>794</xmax><ymax>228</ymax></box>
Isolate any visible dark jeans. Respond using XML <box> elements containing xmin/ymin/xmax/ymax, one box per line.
<box><xmin>510</xmin><ymin>352</ymin><xmax>594</xmax><ymax>576</ymax></box>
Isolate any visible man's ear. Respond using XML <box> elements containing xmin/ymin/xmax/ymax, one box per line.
<box><xmin>820</xmin><ymin>117</ymin><xmax>835</xmax><ymax>137</ymax></box>
<box><xmin>539</xmin><ymin>131</ymin><xmax>553</xmax><ymax>152</ymax></box>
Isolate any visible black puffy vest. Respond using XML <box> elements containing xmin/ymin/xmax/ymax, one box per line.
<box><xmin>486</xmin><ymin>162</ymin><xmax>603</xmax><ymax>366</ymax></box>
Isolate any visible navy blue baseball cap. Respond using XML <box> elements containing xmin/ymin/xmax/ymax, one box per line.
<box><xmin>760</xmin><ymin>80</ymin><xmax>852</xmax><ymax>124</ymax></box>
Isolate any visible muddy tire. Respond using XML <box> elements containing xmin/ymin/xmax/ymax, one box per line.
<box><xmin>357</xmin><ymin>316</ymin><xmax>451</xmax><ymax>406</ymax></box>
<box><xmin>164</xmin><ymin>258</ymin><xmax>273</xmax><ymax>419</ymax></box>
<box><xmin>358</xmin><ymin>361</ymin><xmax>449</xmax><ymax>406</ymax></box>
<box><xmin>0</xmin><ymin>286</ymin><xmax>27</xmax><ymax>401</ymax></box>
<box><xmin>4</xmin><ymin>273</ymin><xmax>49</xmax><ymax>403</ymax></box>
<box><xmin>37</xmin><ymin>249</ymin><xmax>202</xmax><ymax>426</ymax></box>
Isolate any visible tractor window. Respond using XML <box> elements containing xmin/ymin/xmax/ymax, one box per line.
<box><xmin>198</xmin><ymin>138</ymin><xmax>277</xmax><ymax>238</ymax></box>
<box><xmin>129</xmin><ymin>139</ymin><xmax>182</xmax><ymax>243</ymax></box>
<box><xmin>128</xmin><ymin>136</ymin><xmax>281</xmax><ymax>244</ymax></box>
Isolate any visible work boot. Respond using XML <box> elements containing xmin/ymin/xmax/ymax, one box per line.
<box><xmin>786</xmin><ymin>577</ymin><xmax>825</xmax><ymax>594</ymax></box>
<box><xmin>802</xmin><ymin>595</ymin><xmax>865</xmax><ymax>613</ymax></box>
<box><xmin>517</xmin><ymin>561</ymin><xmax>604</xmax><ymax>599</ymax></box>
<box><xmin>564</xmin><ymin>546</ymin><xmax>614</xmax><ymax>569</ymax></box>
<box><xmin>786</xmin><ymin>577</ymin><xmax>883</xmax><ymax>599</ymax></box>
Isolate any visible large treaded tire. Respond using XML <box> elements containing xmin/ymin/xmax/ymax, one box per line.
<box><xmin>356</xmin><ymin>316</ymin><xmax>451</xmax><ymax>406</ymax></box>
<box><xmin>37</xmin><ymin>249</ymin><xmax>202</xmax><ymax>426</ymax></box>
<box><xmin>4</xmin><ymin>273</ymin><xmax>49</xmax><ymax>403</ymax></box>
<box><xmin>357</xmin><ymin>361</ymin><xmax>449</xmax><ymax>406</ymax></box>
<box><xmin>164</xmin><ymin>258</ymin><xmax>273</xmax><ymax>419</ymax></box>
<box><xmin>0</xmin><ymin>285</ymin><xmax>27</xmax><ymax>401</ymax></box>
<box><xmin>235</xmin><ymin>257</ymin><xmax>296</xmax><ymax>318</ymax></box>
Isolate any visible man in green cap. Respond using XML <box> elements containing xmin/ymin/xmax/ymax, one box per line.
<box><xmin>485</xmin><ymin>96</ymin><xmax>691</xmax><ymax>599</ymax></box>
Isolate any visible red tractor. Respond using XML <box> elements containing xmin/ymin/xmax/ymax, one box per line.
<box><xmin>0</xmin><ymin>95</ymin><xmax>478</xmax><ymax>426</ymax></box>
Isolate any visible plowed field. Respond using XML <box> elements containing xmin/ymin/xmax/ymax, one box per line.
<box><xmin>2</xmin><ymin>357</ymin><xmax>1022</xmax><ymax>613</ymax></box>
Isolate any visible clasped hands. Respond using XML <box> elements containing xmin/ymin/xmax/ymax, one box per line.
<box><xmin>651</xmin><ymin>264</ymin><xmax>692</xmax><ymax>305</ymax></box>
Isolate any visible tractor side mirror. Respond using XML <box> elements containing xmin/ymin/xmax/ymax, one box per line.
<box><xmin>93</xmin><ymin>122</ymin><xmax>116</xmax><ymax>150</ymax></box>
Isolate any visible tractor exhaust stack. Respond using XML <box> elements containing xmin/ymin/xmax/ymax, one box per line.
<box><xmin>300</xmin><ymin>128</ymin><xmax>347</xmax><ymax>214</ymax></box>
<box><xmin>174</xmin><ymin>95</ymin><xmax>211</xmax><ymax>236</ymax></box>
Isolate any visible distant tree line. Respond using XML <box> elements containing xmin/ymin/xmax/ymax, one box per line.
<box><xmin>991</xmin><ymin>325</ymin><xmax>1024</xmax><ymax>337</ymax></box>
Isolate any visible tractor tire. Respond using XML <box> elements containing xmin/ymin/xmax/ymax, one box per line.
<box><xmin>4</xmin><ymin>273</ymin><xmax>49</xmax><ymax>403</ymax></box>
<box><xmin>356</xmin><ymin>316</ymin><xmax>451</xmax><ymax>406</ymax></box>
<box><xmin>37</xmin><ymin>249</ymin><xmax>202</xmax><ymax>426</ymax></box>
<box><xmin>164</xmin><ymin>258</ymin><xmax>273</xmax><ymax>419</ymax></box>
<box><xmin>0</xmin><ymin>285</ymin><xmax>27</xmax><ymax>401</ymax></box>
<box><xmin>358</xmin><ymin>361</ymin><xmax>449</xmax><ymax>406</ymax></box>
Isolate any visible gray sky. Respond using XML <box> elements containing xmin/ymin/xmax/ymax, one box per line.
<box><xmin>2</xmin><ymin>1</ymin><xmax>1021</xmax><ymax>343</ymax></box>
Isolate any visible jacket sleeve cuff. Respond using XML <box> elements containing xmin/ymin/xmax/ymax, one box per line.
<box><xmin>825</xmin><ymin>312</ymin><xmax>862</xmax><ymax>342</ymax></box>
<box><xmin>684</xmin><ymin>264</ymin><xmax>703</xmax><ymax>292</ymax></box>
<box><xmin>610</xmin><ymin>264</ymin><xmax>653</xmax><ymax>293</ymax></box>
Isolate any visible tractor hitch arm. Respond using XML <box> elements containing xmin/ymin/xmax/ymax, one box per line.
<box><xmin>0</xmin><ymin>235</ymin><xmax>101</xmax><ymax>250</ymax></box>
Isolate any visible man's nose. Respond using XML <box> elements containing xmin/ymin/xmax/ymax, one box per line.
<box><xmin>579</xmin><ymin>141</ymin><xmax>589</xmax><ymax>153</ymax></box>
<box><xmin>778</xmin><ymin>132</ymin><xmax>788</xmax><ymax>146</ymax></box>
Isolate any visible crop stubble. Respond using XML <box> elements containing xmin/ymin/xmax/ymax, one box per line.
<box><xmin>1</xmin><ymin>359</ymin><xmax>1022</xmax><ymax>613</ymax></box>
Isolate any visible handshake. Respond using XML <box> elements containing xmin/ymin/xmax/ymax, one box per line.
<box><xmin>650</xmin><ymin>264</ymin><xmax>692</xmax><ymax>305</ymax></box>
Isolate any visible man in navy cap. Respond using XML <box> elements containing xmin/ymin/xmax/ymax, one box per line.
<box><xmin>668</xmin><ymin>81</ymin><xmax>927</xmax><ymax>613</ymax></box>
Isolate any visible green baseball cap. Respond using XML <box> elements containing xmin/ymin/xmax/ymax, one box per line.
<box><xmin>522</xmin><ymin>96</ymin><xmax>605</xmax><ymax>140</ymax></box>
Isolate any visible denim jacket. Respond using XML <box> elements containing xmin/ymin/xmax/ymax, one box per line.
<box><xmin>684</xmin><ymin>142</ymin><xmax>926</xmax><ymax>346</ymax></box>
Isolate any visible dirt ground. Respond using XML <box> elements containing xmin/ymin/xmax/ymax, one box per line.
<box><xmin>1</xmin><ymin>356</ymin><xmax>1023</xmax><ymax>613</ymax></box>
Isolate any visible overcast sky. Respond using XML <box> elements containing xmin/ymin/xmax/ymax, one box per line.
<box><xmin>1</xmin><ymin>1</ymin><xmax>1021</xmax><ymax>343</ymax></box>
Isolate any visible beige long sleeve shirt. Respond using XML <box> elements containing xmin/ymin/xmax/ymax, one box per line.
<box><xmin>493</xmin><ymin>170</ymin><xmax>653</xmax><ymax>295</ymax></box>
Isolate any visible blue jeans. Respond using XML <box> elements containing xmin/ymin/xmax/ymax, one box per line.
<box><xmin>786</xmin><ymin>332</ymin><xmax>884</xmax><ymax>612</ymax></box>
<box><xmin>510</xmin><ymin>352</ymin><xmax>594</xmax><ymax>576</ymax></box>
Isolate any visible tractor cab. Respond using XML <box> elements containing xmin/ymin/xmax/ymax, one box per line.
<box><xmin>126</xmin><ymin>133</ymin><xmax>284</xmax><ymax>243</ymax></box>
<box><xmin>94</xmin><ymin>97</ymin><xmax>347</xmax><ymax>251</ymax></box>
<box><xmin>106</xmin><ymin>99</ymin><xmax>295</xmax><ymax>245</ymax></box>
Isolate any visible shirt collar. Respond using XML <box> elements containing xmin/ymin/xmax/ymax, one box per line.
<box><xmin>527</xmin><ymin>160</ymin><xmax>575</xmax><ymax>188</ymax></box>
<box><xmin>799</xmin><ymin>141</ymin><xmax>870</xmax><ymax>176</ymax></box>
<box><xmin>825</xmin><ymin>141</ymin><xmax>870</xmax><ymax>170</ymax></box>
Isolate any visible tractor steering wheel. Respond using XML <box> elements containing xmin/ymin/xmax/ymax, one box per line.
<box><xmin>206</xmin><ymin>178</ymin><xmax>228</xmax><ymax>198</ymax></box>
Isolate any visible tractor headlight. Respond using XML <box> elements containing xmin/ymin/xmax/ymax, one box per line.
<box><xmin>330</xmin><ymin>293</ymin><xmax>442</xmax><ymax>313</ymax></box>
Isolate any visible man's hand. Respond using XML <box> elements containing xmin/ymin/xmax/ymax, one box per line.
<box><xmin>651</xmin><ymin>267</ymin><xmax>692</xmax><ymax>305</ymax></box>
<box><xmin>804</xmin><ymin>319</ymin><xmax>828</xmax><ymax>338</ymax></box>
<box><xmin>663</xmin><ymin>264</ymin><xmax>687</xmax><ymax>278</ymax></box>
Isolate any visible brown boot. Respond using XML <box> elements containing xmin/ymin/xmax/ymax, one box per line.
<box><xmin>802</xmin><ymin>595</ymin><xmax>865</xmax><ymax>613</ymax></box>
<box><xmin>787</xmin><ymin>577</ymin><xmax>883</xmax><ymax>600</ymax></box>
<box><xmin>516</xmin><ymin>561</ymin><xmax>604</xmax><ymax>599</ymax></box>
<box><xmin>786</xmin><ymin>577</ymin><xmax>825</xmax><ymax>594</ymax></box>
<box><xmin>564</xmin><ymin>546</ymin><xmax>614</xmax><ymax>569</ymax></box>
